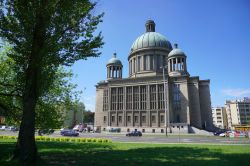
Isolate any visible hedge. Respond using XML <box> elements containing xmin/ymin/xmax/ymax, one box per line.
<box><xmin>0</xmin><ymin>135</ymin><xmax>112</xmax><ymax>143</ymax></box>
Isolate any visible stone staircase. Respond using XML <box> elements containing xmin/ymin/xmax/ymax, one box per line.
<box><xmin>188</xmin><ymin>126</ymin><xmax>214</xmax><ymax>135</ymax></box>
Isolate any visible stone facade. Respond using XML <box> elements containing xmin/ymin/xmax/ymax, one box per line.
<box><xmin>94</xmin><ymin>20</ymin><xmax>213</xmax><ymax>133</ymax></box>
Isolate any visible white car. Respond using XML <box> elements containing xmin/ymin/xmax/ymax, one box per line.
<box><xmin>0</xmin><ymin>125</ymin><xmax>6</xmax><ymax>130</ymax></box>
<box><xmin>73</xmin><ymin>125</ymin><xmax>79</xmax><ymax>131</ymax></box>
<box><xmin>219</xmin><ymin>132</ymin><xmax>225</xmax><ymax>137</ymax></box>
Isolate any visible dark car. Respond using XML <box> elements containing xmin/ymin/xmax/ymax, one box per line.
<box><xmin>126</xmin><ymin>131</ymin><xmax>142</xmax><ymax>137</ymax></box>
<box><xmin>38</xmin><ymin>129</ymin><xmax>54</xmax><ymax>136</ymax></box>
<box><xmin>109</xmin><ymin>128</ymin><xmax>121</xmax><ymax>133</ymax></box>
<box><xmin>213</xmin><ymin>129</ymin><xmax>227</xmax><ymax>136</ymax></box>
<box><xmin>61</xmin><ymin>129</ymin><xmax>79</xmax><ymax>137</ymax></box>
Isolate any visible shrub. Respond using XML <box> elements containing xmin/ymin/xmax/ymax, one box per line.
<box><xmin>60</xmin><ymin>138</ymin><xmax>65</xmax><ymax>142</ymax></box>
<box><xmin>70</xmin><ymin>138</ymin><xmax>76</xmax><ymax>142</ymax></box>
<box><xmin>97</xmin><ymin>138</ymin><xmax>103</xmax><ymax>143</ymax></box>
<box><xmin>35</xmin><ymin>136</ymin><xmax>41</xmax><ymax>141</ymax></box>
<box><xmin>55</xmin><ymin>138</ymin><xmax>60</xmax><ymax>142</ymax></box>
<box><xmin>50</xmin><ymin>137</ymin><xmax>55</xmax><ymax>141</ymax></box>
<box><xmin>80</xmin><ymin>138</ymin><xmax>86</xmax><ymax>143</ymax></box>
<box><xmin>40</xmin><ymin>137</ymin><xmax>45</xmax><ymax>141</ymax></box>
<box><xmin>45</xmin><ymin>137</ymin><xmax>50</xmax><ymax>141</ymax></box>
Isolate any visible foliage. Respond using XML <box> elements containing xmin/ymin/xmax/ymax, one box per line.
<box><xmin>84</xmin><ymin>110</ymin><xmax>95</xmax><ymax>123</ymax></box>
<box><xmin>0</xmin><ymin>44</ymin><xmax>82</xmax><ymax>129</ymax></box>
<box><xmin>0</xmin><ymin>44</ymin><xmax>22</xmax><ymax>125</ymax></box>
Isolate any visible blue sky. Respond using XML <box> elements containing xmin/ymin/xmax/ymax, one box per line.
<box><xmin>71</xmin><ymin>0</ymin><xmax>250</xmax><ymax>111</ymax></box>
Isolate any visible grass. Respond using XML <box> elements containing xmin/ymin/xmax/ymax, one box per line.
<box><xmin>0</xmin><ymin>139</ymin><xmax>250</xmax><ymax>166</ymax></box>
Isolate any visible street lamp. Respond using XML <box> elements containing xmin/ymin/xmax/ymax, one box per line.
<box><xmin>82</xmin><ymin>87</ymin><xmax>86</xmax><ymax>125</ymax></box>
<box><xmin>162</xmin><ymin>65</ymin><xmax>169</xmax><ymax>137</ymax></box>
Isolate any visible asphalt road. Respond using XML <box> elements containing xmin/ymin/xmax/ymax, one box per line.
<box><xmin>1</xmin><ymin>130</ymin><xmax>250</xmax><ymax>144</ymax></box>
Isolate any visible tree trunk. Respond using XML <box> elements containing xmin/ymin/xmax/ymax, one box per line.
<box><xmin>13</xmin><ymin>92</ymin><xmax>38</xmax><ymax>164</ymax></box>
<box><xmin>12</xmin><ymin>1</ymin><xmax>48</xmax><ymax>164</ymax></box>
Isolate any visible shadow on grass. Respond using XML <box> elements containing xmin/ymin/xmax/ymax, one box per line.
<box><xmin>1</xmin><ymin>141</ymin><xmax>250</xmax><ymax>166</ymax></box>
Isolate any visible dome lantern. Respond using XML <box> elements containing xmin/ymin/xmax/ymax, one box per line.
<box><xmin>145</xmin><ymin>20</ymin><xmax>155</xmax><ymax>32</ymax></box>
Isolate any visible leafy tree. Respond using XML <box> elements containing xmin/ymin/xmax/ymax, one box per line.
<box><xmin>0</xmin><ymin>0</ymin><xmax>103</xmax><ymax>163</ymax></box>
<box><xmin>1</xmin><ymin>44</ymin><xmax>82</xmax><ymax>129</ymax></box>
<box><xmin>84</xmin><ymin>110</ymin><xmax>95</xmax><ymax>123</ymax></box>
<box><xmin>0</xmin><ymin>43</ymin><xmax>22</xmax><ymax>125</ymax></box>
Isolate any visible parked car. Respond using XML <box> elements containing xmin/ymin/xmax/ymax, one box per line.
<box><xmin>219</xmin><ymin>132</ymin><xmax>226</xmax><ymax>137</ymax></box>
<box><xmin>234</xmin><ymin>131</ymin><xmax>246</xmax><ymax>138</ymax></box>
<box><xmin>0</xmin><ymin>125</ymin><xmax>6</xmax><ymax>130</ymax></box>
<box><xmin>126</xmin><ymin>130</ymin><xmax>142</xmax><ymax>137</ymax></box>
<box><xmin>60</xmin><ymin>129</ymin><xmax>79</xmax><ymax>137</ymax></box>
<box><xmin>6</xmin><ymin>126</ymin><xmax>18</xmax><ymax>132</ymax></box>
<box><xmin>73</xmin><ymin>125</ymin><xmax>80</xmax><ymax>131</ymax></box>
<box><xmin>38</xmin><ymin>129</ymin><xmax>54</xmax><ymax>136</ymax></box>
<box><xmin>109</xmin><ymin>128</ymin><xmax>121</xmax><ymax>133</ymax></box>
<box><xmin>213</xmin><ymin>129</ymin><xmax>227</xmax><ymax>136</ymax></box>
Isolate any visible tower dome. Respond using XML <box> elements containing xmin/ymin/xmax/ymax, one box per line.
<box><xmin>107</xmin><ymin>53</ymin><xmax>122</xmax><ymax>66</ymax></box>
<box><xmin>167</xmin><ymin>44</ymin><xmax>188</xmax><ymax>77</ymax></box>
<box><xmin>168</xmin><ymin>43</ymin><xmax>186</xmax><ymax>57</ymax></box>
<box><xmin>106</xmin><ymin>53</ymin><xmax>123</xmax><ymax>80</ymax></box>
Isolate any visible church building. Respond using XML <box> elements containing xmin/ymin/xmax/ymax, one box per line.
<box><xmin>94</xmin><ymin>20</ymin><xmax>213</xmax><ymax>133</ymax></box>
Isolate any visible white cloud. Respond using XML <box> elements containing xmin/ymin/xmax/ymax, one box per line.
<box><xmin>221</xmin><ymin>88</ymin><xmax>250</xmax><ymax>97</ymax></box>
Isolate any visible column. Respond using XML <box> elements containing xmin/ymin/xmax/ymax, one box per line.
<box><xmin>107</xmin><ymin>67</ymin><xmax>109</xmax><ymax>78</ymax></box>
<box><xmin>139</xmin><ymin>111</ymin><xmax>141</xmax><ymax>127</ymax></box>
<box><xmin>132</xmin><ymin>86</ymin><xmax>134</xmax><ymax>111</ymax></box>
<box><xmin>121</xmin><ymin>67</ymin><xmax>122</xmax><ymax>78</ymax></box>
<box><xmin>116</xmin><ymin>88</ymin><xmax>118</xmax><ymax>110</ymax></box>
<box><xmin>108</xmin><ymin>87</ymin><xmax>111</xmax><ymax>111</ymax></box>
<box><xmin>147</xmin><ymin>85</ymin><xmax>151</xmax><ymax>127</ymax></box>
<box><xmin>132</xmin><ymin>59</ymin><xmax>134</xmax><ymax>74</ymax></box>
<box><xmin>116</xmin><ymin>110</ymin><xmax>118</xmax><ymax>127</ymax></box>
<box><xmin>119</xmin><ymin>67</ymin><xmax>122</xmax><ymax>78</ymax></box>
<box><xmin>123</xmin><ymin>86</ymin><xmax>126</xmax><ymax>110</ymax></box>
<box><xmin>112</xmin><ymin>66</ymin><xmax>114</xmax><ymax>78</ymax></box>
<box><xmin>184</xmin><ymin>58</ymin><xmax>187</xmax><ymax>71</ymax></box>
<box><xmin>168</xmin><ymin>60</ymin><xmax>170</xmax><ymax>72</ymax></box>
<box><xmin>171</xmin><ymin>59</ymin><xmax>174</xmax><ymax>71</ymax></box>
<box><xmin>176</xmin><ymin>58</ymin><xmax>178</xmax><ymax>71</ymax></box>
<box><xmin>108</xmin><ymin>111</ymin><xmax>110</xmax><ymax>126</ymax></box>
<box><xmin>123</xmin><ymin>110</ymin><xmax>126</xmax><ymax>126</ymax></box>
<box><xmin>156</xmin><ymin>110</ymin><xmax>159</xmax><ymax>127</ymax></box>
<box><xmin>134</xmin><ymin>58</ymin><xmax>136</xmax><ymax>73</ymax></box>
<box><xmin>148</xmin><ymin>111</ymin><xmax>151</xmax><ymax>127</ymax></box>
<box><xmin>156</xmin><ymin>84</ymin><xmax>158</xmax><ymax>110</ymax></box>
<box><xmin>138</xmin><ymin>86</ymin><xmax>141</xmax><ymax>110</ymax></box>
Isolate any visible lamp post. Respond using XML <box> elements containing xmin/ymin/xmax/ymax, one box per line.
<box><xmin>162</xmin><ymin>65</ymin><xmax>168</xmax><ymax>137</ymax></box>
<box><xmin>82</xmin><ymin>87</ymin><xmax>86</xmax><ymax>125</ymax></box>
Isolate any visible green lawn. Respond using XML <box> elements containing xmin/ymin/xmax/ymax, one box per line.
<box><xmin>1</xmin><ymin>139</ymin><xmax>250</xmax><ymax>166</ymax></box>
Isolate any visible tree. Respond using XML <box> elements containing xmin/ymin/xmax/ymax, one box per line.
<box><xmin>84</xmin><ymin>110</ymin><xmax>95</xmax><ymax>123</ymax></box>
<box><xmin>0</xmin><ymin>1</ymin><xmax>103</xmax><ymax>163</ymax></box>
<box><xmin>0</xmin><ymin>44</ymin><xmax>82</xmax><ymax>129</ymax></box>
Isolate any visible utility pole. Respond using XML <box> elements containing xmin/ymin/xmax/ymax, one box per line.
<box><xmin>162</xmin><ymin>65</ymin><xmax>168</xmax><ymax>137</ymax></box>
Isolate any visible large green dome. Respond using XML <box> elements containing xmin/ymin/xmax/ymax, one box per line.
<box><xmin>130</xmin><ymin>32</ymin><xmax>172</xmax><ymax>53</ymax></box>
